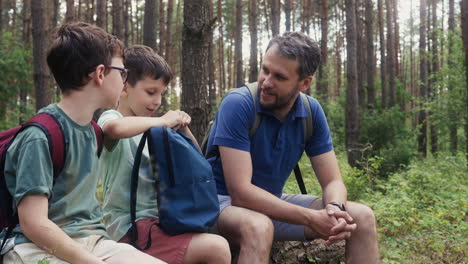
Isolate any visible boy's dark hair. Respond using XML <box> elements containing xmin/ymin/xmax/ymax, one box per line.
<box><xmin>124</xmin><ymin>45</ymin><xmax>173</xmax><ymax>87</ymax></box>
<box><xmin>47</xmin><ymin>22</ymin><xmax>124</xmax><ymax>93</ymax></box>
<box><xmin>266</xmin><ymin>32</ymin><xmax>321</xmax><ymax>79</ymax></box>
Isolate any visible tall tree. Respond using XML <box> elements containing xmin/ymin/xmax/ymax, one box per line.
<box><xmin>165</xmin><ymin>0</ymin><xmax>174</xmax><ymax>77</ymax></box>
<box><xmin>208</xmin><ymin>0</ymin><xmax>215</xmax><ymax>105</ymax></box>
<box><xmin>248</xmin><ymin>0</ymin><xmax>258</xmax><ymax>83</ymax></box>
<box><xmin>378</xmin><ymin>0</ymin><xmax>387</xmax><ymax>108</ymax></box>
<box><xmin>31</xmin><ymin>0</ymin><xmax>51</xmax><ymax>111</ymax></box>
<box><xmin>181</xmin><ymin>0</ymin><xmax>214</xmax><ymax>142</ymax></box>
<box><xmin>66</xmin><ymin>0</ymin><xmax>75</xmax><ymax>22</ymax></box>
<box><xmin>430</xmin><ymin>0</ymin><xmax>439</xmax><ymax>153</ymax></box>
<box><xmin>448</xmin><ymin>0</ymin><xmax>457</xmax><ymax>153</ymax></box>
<box><xmin>0</xmin><ymin>0</ymin><xmax>3</xmax><ymax>34</ymax></box>
<box><xmin>345</xmin><ymin>0</ymin><xmax>360</xmax><ymax>167</ymax></box>
<box><xmin>386</xmin><ymin>0</ymin><xmax>396</xmax><ymax>107</ymax></box>
<box><xmin>96</xmin><ymin>0</ymin><xmax>107</xmax><ymax>29</ymax></box>
<box><xmin>284</xmin><ymin>0</ymin><xmax>292</xmax><ymax>32</ymax></box>
<box><xmin>159</xmin><ymin>0</ymin><xmax>165</xmax><ymax>55</ymax></box>
<box><xmin>112</xmin><ymin>0</ymin><xmax>124</xmax><ymax>40</ymax></box>
<box><xmin>418</xmin><ymin>0</ymin><xmax>428</xmax><ymax>157</ymax></box>
<box><xmin>217</xmin><ymin>0</ymin><xmax>226</xmax><ymax>94</ymax></box>
<box><xmin>269</xmin><ymin>0</ymin><xmax>280</xmax><ymax>36</ymax></box>
<box><xmin>461</xmin><ymin>0</ymin><xmax>468</xmax><ymax>157</ymax></box>
<box><xmin>234</xmin><ymin>0</ymin><xmax>243</xmax><ymax>87</ymax></box>
<box><xmin>51</xmin><ymin>0</ymin><xmax>59</xmax><ymax>28</ymax></box>
<box><xmin>356</xmin><ymin>0</ymin><xmax>366</xmax><ymax>109</ymax></box>
<box><xmin>365</xmin><ymin>0</ymin><xmax>376</xmax><ymax>108</ymax></box>
<box><xmin>317</xmin><ymin>0</ymin><xmax>329</xmax><ymax>101</ymax></box>
<box><xmin>143</xmin><ymin>0</ymin><xmax>157</xmax><ymax>50</ymax></box>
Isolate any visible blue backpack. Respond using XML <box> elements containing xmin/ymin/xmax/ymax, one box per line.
<box><xmin>129</xmin><ymin>126</ymin><xmax>219</xmax><ymax>248</ymax></box>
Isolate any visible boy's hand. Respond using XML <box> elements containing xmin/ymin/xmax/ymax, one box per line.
<box><xmin>161</xmin><ymin>110</ymin><xmax>191</xmax><ymax>129</ymax></box>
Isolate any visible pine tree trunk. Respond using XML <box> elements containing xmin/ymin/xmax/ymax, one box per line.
<box><xmin>143</xmin><ymin>0</ymin><xmax>157</xmax><ymax>50</ymax></box>
<box><xmin>0</xmin><ymin>0</ymin><xmax>3</xmax><ymax>34</ymax></box>
<box><xmin>345</xmin><ymin>0</ymin><xmax>360</xmax><ymax>167</ymax></box>
<box><xmin>461</xmin><ymin>0</ymin><xmax>468</xmax><ymax>158</ymax></box>
<box><xmin>165</xmin><ymin>0</ymin><xmax>174</xmax><ymax>70</ymax></box>
<box><xmin>356</xmin><ymin>0</ymin><xmax>366</xmax><ymax>109</ymax></box>
<box><xmin>217</xmin><ymin>0</ymin><xmax>226</xmax><ymax>95</ymax></box>
<box><xmin>123</xmin><ymin>0</ymin><xmax>130</xmax><ymax>46</ymax></box>
<box><xmin>248</xmin><ymin>0</ymin><xmax>258</xmax><ymax>83</ymax></box>
<box><xmin>378</xmin><ymin>0</ymin><xmax>387</xmax><ymax>108</ymax></box>
<box><xmin>208</xmin><ymin>0</ymin><xmax>216</xmax><ymax>107</ymax></box>
<box><xmin>334</xmin><ymin>32</ymin><xmax>342</xmax><ymax>99</ymax></box>
<box><xmin>430</xmin><ymin>0</ymin><xmax>438</xmax><ymax>154</ymax></box>
<box><xmin>96</xmin><ymin>0</ymin><xmax>106</xmax><ymax>29</ymax></box>
<box><xmin>418</xmin><ymin>0</ymin><xmax>428</xmax><ymax>157</ymax></box>
<box><xmin>365</xmin><ymin>0</ymin><xmax>375</xmax><ymax>108</ymax></box>
<box><xmin>386</xmin><ymin>0</ymin><xmax>396</xmax><ymax>107</ymax></box>
<box><xmin>448</xmin><ymin>0</ymin><xmax>457</xmax><ymax>154</ymax></box>
<box><xmin>235</xmin><ymin>0</ymin><xmax>243</xmax><ymax>87</ymax></box>
<box><xmin>317</xmin><ymin>0</ymin><xmax>329</xmax><ymax>101</ymax></box>
<box><xmin>31</xmin><ymin>0</ymin><xmax>51</xmax><ymax>111</ymax></box>
<box><xmin>269</xmin><ymin>0</ymin><xmax>280</xmax><ymax>36</ymax></box>
<box><xmin>66</xmin><ymin>0</ymin><xmax>75</xmax><ymax>22</ymax></box>
<box><xmin>112</xmin><ymin>0</ymin><xmax>124</xmax><ymax>40</ymax></box>
<box><xmin>285</xmin><ymin>0</ymin><xmax>292</xmax><ymax>32</ymax></box>
<box><xmin>181</xmin><ymin>0</ymin><xmax>213</xmax><ymax>142</ymax></box>
<box><xmin>159</xmin><ymin>0</ymin><xmax>165</xmax><ymax>55</ymax></box>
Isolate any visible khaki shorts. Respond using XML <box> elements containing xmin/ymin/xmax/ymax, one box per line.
<box><xmin>3</xmin><ymin>235</ymin><xmax>136</xmax><ymax>264</ymax></box>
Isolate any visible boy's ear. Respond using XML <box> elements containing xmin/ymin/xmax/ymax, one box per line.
<box><xmin>121</xmin><ymin>83</ymin><xmax>129</xmax><ymax>97</ymax></box>
<box><xmin>91</xmin><ymin>64</ymin><xmax>106</xmax><ymax>85</ymax></box>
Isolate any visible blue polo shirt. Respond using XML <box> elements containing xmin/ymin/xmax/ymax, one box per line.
<box><xmin>206</xmin><ymin>86</ymin><xmax>333</xmax><ymax>197</ymax></box>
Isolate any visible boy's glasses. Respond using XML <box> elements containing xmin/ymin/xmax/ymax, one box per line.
<box><xmin>106</xmin><ymin>66</ymin><xmax>129</xmax><ymax>83</ymax></box>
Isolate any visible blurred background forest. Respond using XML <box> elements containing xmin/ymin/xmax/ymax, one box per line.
<box><xmin>0</xmin><ymin>0</ymin><xmax>467</xmax><ymax>263</ymax></box>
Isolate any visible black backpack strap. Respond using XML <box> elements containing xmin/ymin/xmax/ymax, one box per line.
<box><xmin>129</xmin><ymin>132</ymin><xmax>153</xmax><ymax>250</ymax></box>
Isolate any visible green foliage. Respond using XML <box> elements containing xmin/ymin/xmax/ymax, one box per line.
<box><xmin>0</xmin><ymin>32</ymin><xmax>34</xmax><ymax>129</ymax></box>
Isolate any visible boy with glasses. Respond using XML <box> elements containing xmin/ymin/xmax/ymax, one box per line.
<box><xmin>0</xmin><ymin>22</ymin><xmax>164</xmax><ymax>264</ymax></box>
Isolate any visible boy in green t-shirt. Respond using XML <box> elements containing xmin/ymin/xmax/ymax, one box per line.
<box><xmin>1</xmin><ymin>22</ymin><xmax>164</xmax><ymax>264</ymax></box>
<box><xmin>98</xmin><ymin>45</ymin><xmax>231</xmax><ymax>264</ymax></box>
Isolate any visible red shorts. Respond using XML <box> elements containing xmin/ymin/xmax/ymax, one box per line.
<box><xmin>119</xmin><ymin>218</ymin><xmax>194</xmax><ymax>264</ymax></box>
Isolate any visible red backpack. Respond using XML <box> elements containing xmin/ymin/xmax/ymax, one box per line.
<box><xmin>0</xmin><ymin>113</ymin><xmax>103</xmax><ymax>253</ymax></box>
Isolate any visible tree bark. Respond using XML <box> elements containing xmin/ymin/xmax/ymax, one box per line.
<box><xmin>165</xmin><ymin>0</ymin><xmax>174</xmax><ymax>69</ymax></box>
<box><xmin>461</xmin><ymin>0</ymin><xmax>468</xmax><ymax>158</ymax></box>
<box><xmin>448</xmin><ymin>0</ymin><xmax>457</xmax><ymax>154</ymax></box>
<box><xmin>31</xmin><ymin>0</ymin><xmax>51</xmax><ymax>111</ymax></box>
<box><xmin>386</xmin><ymin>0</ymin><xmax>396</xmax><ymax>107</ymax></box>
<box><xmin>429</xmin><ymin>0</ymin><xmax>438</xmax><ymax>154</ymax></box>
<box><xmin>96</xmin><ymin>0</ymin><xmax>107</xmax><ymax>29</ymax></box>
<box><xmin>345</xmin><ymin>0</ymin><xmax>360</xmax><ymax>167</ymax></box>
<box><xmin>317</xmin><ymin>0</ymin><xmax>329</xmax><ymax>101</ymax></box>
<box><xmin>159</xmin><ymin>0</ymin><xmax>165</xmax><ymax>55</ymax></box>
<box><xmin>365</xmin><ymin>0</ymin><xmax>375</xmax><ymax>108</ymax></box>
<box><xmin>248</xmin><ymin>0</ymin><xmax>258</xmax><ymax>83</ymax></box>
<box><xmin>217</xmin><ymin>0</ymin><xmax>226</xmax><ymax>95</ymax></box>
<box><xmin>418</xmin><ymin>0</ymin><xmax>428</xmax><ymax>157</ymax></box>
<box><xmin>66</xmin><ymin>0</ymin><xmax>75</xmax><ymax>22</ymax></box>
<box><xmin>269</xmin><ymin>0</ymin><xmax>280</xmax><ymax>36</ymax></box>
<box><xmin>356</xmin><ymin>0</ymin><xmax>366</xmax><ymax>109</ymax></box>
<box><xmin>208</xmin><ymin>0</ymin><xmax>216</xmax><ymax>107</ymax></box>
<box><xmin>235</xmin><ymin>0</ymin><xmax>243</xmax><ymax>87</ymax></box>
<box><xmin>112</xmin><ymin>0</ymin><xmax>124</xmax><ymax>40</ymax></box>
<box><xmin>285</xmin><ymin>0</ymin><xmax>292</xmax><ymax>32</ymax></box>
<box><xmin>143</xmin><ymin>0</ymin><xmax>157</xmax><ymax>50</ymax></box>
<box><xmin>377</xmin><ymin>0</ymin><xmax>386</xmax><ymax>108</ymax></box>
<box><xmin>181</xmin><ymin>0</ymin><xmax>214</xmax><ymax>142</ymax></box>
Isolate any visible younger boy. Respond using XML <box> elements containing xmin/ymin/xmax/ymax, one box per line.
<box><xmin>1</xmin><ymin>22</ymin><xmax>164</xmax><ymax>264</ymax></box>
<box><xmin>98</xmin><ymin>45</ymin><xmax>231</xmax><ymax>264</ymax></box>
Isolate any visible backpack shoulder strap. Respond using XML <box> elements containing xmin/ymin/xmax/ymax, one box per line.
<box><xmin>25</xmin><ymin>113</ymin><xmax>65</xmax><ymax>179</ymax></box>
<box><xmin>90</xmin><ymin>120</ymin><xmax>103</xmax><ymax>157</ymax></box>
<box><xmin>300</xmin><ymin>93</ymin><xmax>314</xmax><ymax>145</ymax></box>
<box><xmin>245</xmin><ymin>82</ymin><xmax>261</xmax><ymax>137</ymax></box>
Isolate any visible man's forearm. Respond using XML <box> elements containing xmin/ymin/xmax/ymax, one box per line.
<box><xmin>322</xmin><ymin>180</ymin><xmax>347</xmax><ymax>205</ymax></box>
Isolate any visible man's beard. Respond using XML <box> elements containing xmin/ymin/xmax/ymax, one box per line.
<box><xmin>259</xmin><ymin>83</ymin><xmax>301</xmax><ymax>112</ymax></box>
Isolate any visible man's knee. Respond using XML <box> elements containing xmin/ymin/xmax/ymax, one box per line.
<box><xmin>240</xmin><ymin>213</ymin><xmax>274</xmax><ymax>240</ymax></box>
<box><xmin>349</xmin><ymin>202</ymin><xmax>377</xmax><ymax>231</ymax></box>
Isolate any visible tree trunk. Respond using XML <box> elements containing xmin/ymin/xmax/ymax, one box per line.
<box><xmin>96</xmin><ymin>0</ymin><xmax>106</xmax><ymax>29</ymax></box>
<box><xmin>378</xmin><ymin>0</ymin><xmax>386</xmax><ymax>108</ymax></box>
<box><xmin>418</xmin><ymin>0</ymin><xmax>428</xmax><ymax>157</ymax></box>
<box><xmin>285</xmin><ymin>0</ymin><xmax>292</xmax><ymax>32</ymax></box>
<box><xmin>430</xmin><ymin>0</ymin><xmax>438</xmax><ymax>154</ymax></box>
<box><xmin>217</xmin><ymin>0</ymin><xmax>226</xmax><ymax>95</ymax></box>
<box><xmin>448</xmin><ymin>0</ymin><xmax>457</xmax><ymax>154</ymax></box>
<box><xmin>208</xmin><ymin>0</ymin><xmax>216</xmax><ymax>107</ymax></box>
<box><xmin>123</xmin><ymin>0</ymin><xmax>130</xmax><ymax>46</ymax></box>
<box><xmin>461</xmin><ymin>0</ymin><xmax>468</xmax><ymax>158</ymax></box>
<box><xmin>66</xmin><ymin>0</ymin><xmax>75</xmax><ymax>22</ymax></box>
<box><xmin>334</xmin><ymin>32</ymin><xmax>343</xmax><ymax>99</ymax></box>
<box><xmin>0</xmin><ymin>0</ymin><xmax>3</xmax><ymax>34</ymax></box>
<box><xmin>317</xmin><ymin>0</ymin><xmax>329</xmax><ymax>101</ymax></box>
<box><xmin>181</xmin><ymin>0</ymin><xmax>213</xmax><ymax>142</ymax></box>
<box><xmin>159</xmin><ymin>0</ymin><xmax>165</xmax><ymax>55</ymax></box>
<box><xmin>345</xmin><ymin>0</ymin><xmax>360</xmax><ymax>167</ymax></box>
<box><xmin>31</xmin><ymin>0</ymin><xmax>51</xmax><ymax>111</ymax></box>
<box><xmin>248</xmin><ymin>0</ymin><xmax>258</xmax><ymax>83</ymax></box>
<box><xmin>165</xmin><ymin>0</ymin><xmax>174</xmax><ymax>69</ymax></box>
<box><xmin>386</xmin><ymin>0</ymin><xmax>396</xmax><ymax>107</ymax></box>
<box><xmin>365</xmin><ymin>0</ymin><xmax>375</xmax><ymax>108</ymax></box>
<box><xmin>143</xmin><ymin>0</ymin><xmax>157</xmax><ymax>50</ymax></box>
<box><xmin>356</xmin><ymin>0</ymin><xmax>366</xmax><ymax>109</ymax></box>
<box><xmin>112</xmin><ymin>0</ymin><xmax>124</xmax><ymax>40</ymax></box>
<box><xmin>269</xmin><ymin>0</ymin><xmax>280</xmax><ymax>36</ymax></box>
<box><xmin>235</xmin><ymin>0</ymin><xmax>243</xmax><ymax>87</ymax></box>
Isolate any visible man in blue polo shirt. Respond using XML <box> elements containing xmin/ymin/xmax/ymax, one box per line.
<box><xmin>205</xmin><ymin>32</ymin><xmax>379</xmax><ymax>264</ymax></box>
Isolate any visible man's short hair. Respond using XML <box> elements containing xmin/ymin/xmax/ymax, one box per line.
<box><xmin>124</xmin><ymin>45</ymin><xmax>173</xmax><ymax>87</ymax></box>
<box><xmin>47</xmin><ymin>22</ymin><xmax>124</xmax><ymax>93</ymax></box>
<box><xmin>266</xmin><ymin>32</ymin><xmax>321</xmax><ymax>79</ymax></box>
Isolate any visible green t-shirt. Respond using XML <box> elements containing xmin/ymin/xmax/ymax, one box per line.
<box><xmin>0</xmin><ymin>104</ymin><xmax>108</xmax><ymax>246</ymax></box>
<box><xmin>98</xmin><ymin>109</ymin><xmax>158</xmax><ymax>241</ymax></box>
